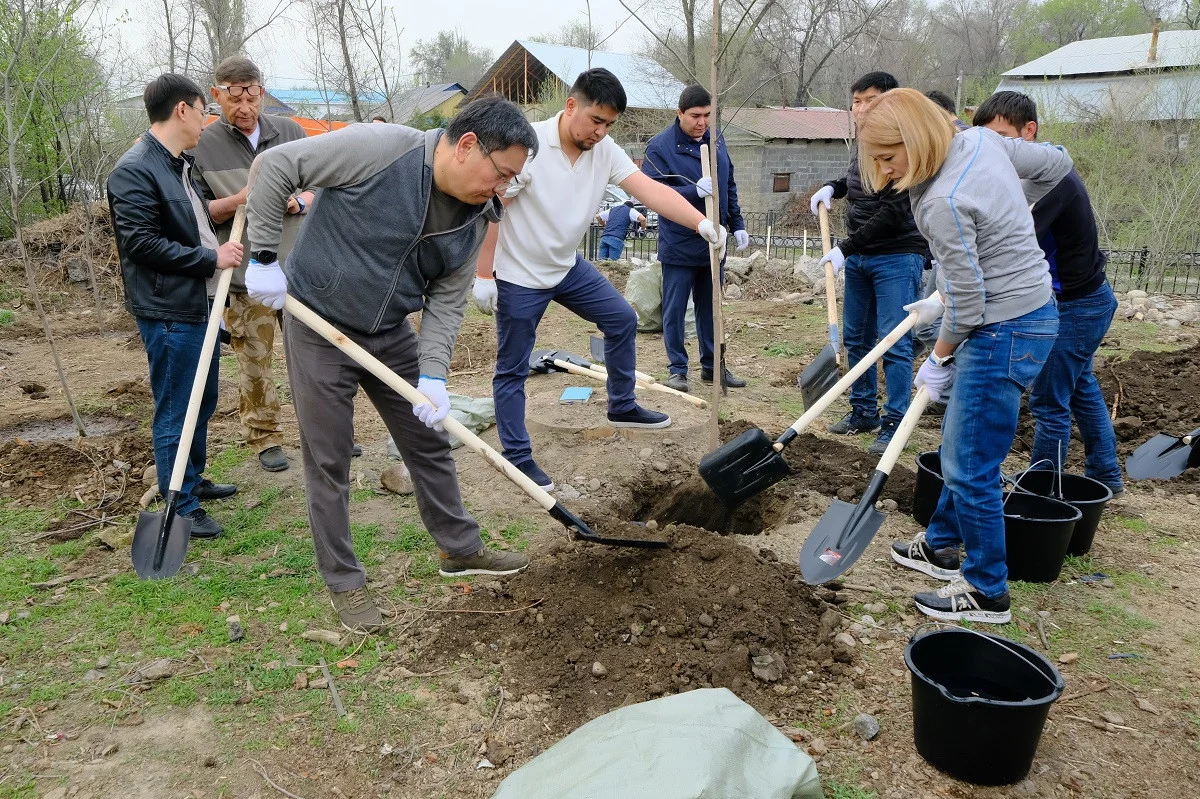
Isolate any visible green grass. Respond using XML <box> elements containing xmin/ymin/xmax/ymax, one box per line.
<box><xmin>0</xmin><ymin>308</ymin><xmax>14</xmax><ymax>326</ymax></box>
<box><xmin>1097</xmin><ymin>318</ymin><xmax>1186</xmax><ymax>361</ymax></box>
<box><xmin>764</xmin><ymin>341</ymin><xmax>806</xmax><ymax>357</ymax></box>
<box><xmin>823</xmin><ymin>783</ymin><xmax>877</xmax><ymax>799</ymax></box>
<box><xmin>1117</xmin><ymin>515</ymin><xmax>1151</xmax><ymax>533</ymax></box>
<box><xmin>206</xmin><ymin>445</ymin><xmax>252</xmax><ymax>482</ymax></box>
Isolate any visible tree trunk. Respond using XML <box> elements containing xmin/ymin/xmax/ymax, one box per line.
<box><xmin>336</xmin><ymin>0</ymin><xmax>364</xmax><ymax>122</ymax></box>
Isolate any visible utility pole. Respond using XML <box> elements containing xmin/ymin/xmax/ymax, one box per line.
<box><xmin>954</xmin><ymin>71</ymin><xmax>963</xmax><ymax>116</ymax></box>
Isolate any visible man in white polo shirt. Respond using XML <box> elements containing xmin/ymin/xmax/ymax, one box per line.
<box><xmin>473</xmin><ymin>68</ymin><xmax>727</xmax><ymax>490</ymax></box>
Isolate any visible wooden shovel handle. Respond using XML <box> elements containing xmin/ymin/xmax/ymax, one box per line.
<box><xmin>557</xmin><ymin>359</ymin><xmax>707</xmax><ymax>408</ymax></box>
<box><xmin>587</xmin><ymin>363</ymin><xmax>656</xmax><ymax>384</ymax></box>
<box><xmin>818</xmin><ymin>204</ymin><xmax>841</xmax><ymax>364</ymax></box>
<box><xmin>876</xmin><ymin>386</ymin><xmax>931</xmax><ymax>476</ymax></box>
<box><xmin>284</xmin><ymin>296</ymin><xmax>556</xmax><ymax>512</ymax></box>
<box><xmin>167</xmin><ymin>206</ymin><xmax>244</xmax><ymax>493</ymax></box>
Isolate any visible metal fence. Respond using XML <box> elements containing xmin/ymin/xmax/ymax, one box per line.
<box><xmin>582</xmin><ymin>212</ymin><xmax>1200</xmax><ymax>298</ymax></box>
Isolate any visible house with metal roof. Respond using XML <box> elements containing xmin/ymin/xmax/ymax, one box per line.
<box><xmin>721</xmin><ymin>107</ymin><xmax>853</xmax><ymax>212</ymax></box>
<box><xmin>996</xmin><ymin>27</ymin><xmax>1200</xmax><ymax>123</ymax></box>
<box><xmin>269</xmin><ymin>89</ymin><xmax>388</xmax><ymax>121</ymax></box>
<box><xmin>367</xmin><ymin>83</ymin><xmax>467</xmax><ymax>125</ymax></box>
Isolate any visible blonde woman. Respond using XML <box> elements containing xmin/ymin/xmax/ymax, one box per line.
<box><xmin>856</xmin><ymin>88</ymin><xmax>1072</xmax><ymax>623</ymax></box>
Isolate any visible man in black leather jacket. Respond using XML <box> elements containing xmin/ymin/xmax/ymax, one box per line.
<box><xmin>107</xmin><ymin>73</ymin><xmax>243</xmax><ymax>539</ymax></box>
<box><xmin>811</xmin><ymin>72</ymin><xmax>930</xmax><ymax>456</ymax></box>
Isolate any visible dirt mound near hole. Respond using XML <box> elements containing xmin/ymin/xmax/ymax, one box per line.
<box><xmin>1100</xmin><ymin>345</ymin><xmax>1200</xmax><ymax>453</ymax></box>
<box><xmin>423</xmin><ymin>525</ymin><xmax>841</xmax><ymax>733</ymax></box>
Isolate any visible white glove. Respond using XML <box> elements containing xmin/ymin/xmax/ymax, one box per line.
<box><xmin>819</xmin><ymin>246</ymin><xmax>845</xmax><ymax>276</ymax></box>
<box><xmin>413</xmin><ymin>376</ymin><xmax>451</xmax><ymax>431</ymax></box>
<box><xmin>695</xmin><ymin>176</ymin><xmax>713</xmax><ymax>198</ymax></box>
<box><xmin>245</xmin><ymin>259</ymin><xmax>288</xmax><ymax>310</ymax></box>
<box><xmin>734</xmin><ymin>229</ymin><xmax>750</xmax><ymax>251</ymax></box>
<box><xmin>810</xmin><ymin>185</ymin><xmax>835</xmax><ymax>215</ymax></box>
<box><xmin>914</xmin><ymin>357</ymin><xmax>954</xmax><ymax>403</ymax></box>
<box><xmin>903</xmin><ymin>295</ymin><xmax>945</xmax><ymax>327</ymax></box>
<box><xmin>697</xmin><ymin>219</ymin><xmax>728</xmax><ymax>260</ymax></box>
<box><xmin>472</xmin><ymin>276</ymin><xmax>498</xmax><ymax>315</ymax></box>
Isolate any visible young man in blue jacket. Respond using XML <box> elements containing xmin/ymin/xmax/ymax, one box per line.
<box><xmin>975</xmin><ymin>91</ymin><xmax>1124</xmax><ymax>497</ymax></box>
<box><xmin>642</xmin><ymin>85</ymin><xmax>750</xmax><ymax>393</ymax></box>
<box><xmin>107</xmin><ymin>74</ymin><xmax>244</xmax><ymax>540</ymax></box>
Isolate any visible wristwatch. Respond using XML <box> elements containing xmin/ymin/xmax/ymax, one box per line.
<box><xmin>294</xmin><ymin>195</ymin><xmax>306</xmax><ymax>214</ymax></box>
<box><xmin>251</xmin><ymin>250</ymin><xmax>277</xmax><ymax>264</ymax></box>
<box><xmin>929</xmin><ymin>351</ymin><xmax>956</xmax><ymax>368</ymax></box>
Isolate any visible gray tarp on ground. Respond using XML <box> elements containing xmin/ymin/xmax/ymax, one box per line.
<box><xmin>491</xmin><ymin>688</ymin><xmax>823</xmax><ymax>799</ymax></box>
<box><xmin>624</xmin><ymin>262</ymin><xmax>697</xmax><ymax>337</ymax></box>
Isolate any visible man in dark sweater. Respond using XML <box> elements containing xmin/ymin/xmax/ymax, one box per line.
<box><xmin>811</xmin><ymin>71</ymin><xmax>928</xmax><ymax>455</ymax></box>
<box><xmin>975</xmin><ymin>91</ymin><xmax>1123</xmax><ymax>496</ymax></box>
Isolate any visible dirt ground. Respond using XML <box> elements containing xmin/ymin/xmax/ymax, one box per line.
<box><xmin>2</xmin><ymin>252</ymin><xmax>1200</xmax><ymax>799</ymax></box>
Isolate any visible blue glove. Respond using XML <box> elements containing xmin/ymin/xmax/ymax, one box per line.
<box><xmin>413</xmin><ymin>376</ymin><xmax>451</xmax><ymax>431</ymax></box>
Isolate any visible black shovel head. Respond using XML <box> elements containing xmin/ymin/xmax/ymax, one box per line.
<box><xmin>529</xmin><ymin>348</ymin><xmax>561</xmax><ymax>374</ymax></box>
<box><xmin>799</xmin><ymin>345</ymin><xmax>839</xmax><ymax>409</ymax></box>
<box><xmin>548</xmin><ymin>502</ymin><xmax>668</xmax><ymax>548</ymax></box>
<box><xmin>699</xmin><ymin>427</ymin><xmax>791</xmax><ymax>505</ymax></box>
<box><xmin>800</xmin><ymin>499</ymin><xmax>884</xmax><ymax>584</ymax></box>
<box><xmin>132</xmin><ymin>506</ymin><xmax>191</xmax><ymax>580</ymax></box>
<box><xmin>1126</xmin><ymin>431</ymin><xmax>1199</xmax><ymax>480</ymax></box>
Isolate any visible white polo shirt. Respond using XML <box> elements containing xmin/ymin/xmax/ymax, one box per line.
<box><xmin>495</xmin><ymin>112</ymin><xmax>639</xmax><ymax>290</ymax></box>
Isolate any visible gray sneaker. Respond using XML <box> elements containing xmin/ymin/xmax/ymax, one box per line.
<box><xmin>665</xmin><ymin>373</ymin><xmax>689</xmax><ymax>392</ymax></box>
<box><xmin>439</xmin><ymin>547</ymin><xmax>530</xmax><ymax>577</ymax></box>
<box><xmin>329</xmin><ymin>586</ymin><xmax>383</xmax><ymax>632</ymax></box>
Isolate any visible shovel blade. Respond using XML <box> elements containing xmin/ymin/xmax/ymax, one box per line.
<box><xmin>800</xmin><ymin>499</ymin><xmax>884</xmax><ymax>584</ymax></box>
<box><xmin>1126</xmin><ymin>433</ymin><xmax>1194</xmax><ymax>480</ymax></box>
<box><xmin>548</xmin><ymin>502</ymin><xmax>668</xmax><ymax>549</ymax></box>
<box><xmin>131</xmin><ymin>508</ymin><xmax>191</xmax><ymax>580</ymax></box>
<box><xmin>799</xmin><ymin>346</ymin><xmax>840</xmax><ymax>409</ymax></box>
<box><xmin>699</xmin><ymin>427</ymin><xmax>791</xmax><ymax>505</ymax></box>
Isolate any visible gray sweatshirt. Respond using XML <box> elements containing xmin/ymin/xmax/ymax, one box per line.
<box><xmin>909</xmin><ymin>127</ymin><xmax>1073</xmax><ymax>346</ymax></box>
<box><xmin>246</xmin><ymin>123</ymin><xmax>502</xmax><ymax>380</ymax></box>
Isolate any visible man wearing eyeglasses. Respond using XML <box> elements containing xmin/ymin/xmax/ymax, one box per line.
<box><xmin>107</xmin><ymin>74</ymin><xmax>244</xmax><ymax>540</ymax></box>
<box><xmin>191</xmin><ymin>55</ymin><xmax>312</xmax><ymax>474</ymax></box>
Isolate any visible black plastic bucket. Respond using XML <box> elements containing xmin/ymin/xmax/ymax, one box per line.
<box><xmin>1003</xmin><ymin>492</ymin><xmax>1081</xmax><ymax>583</ymax></box>
<box><xmin>905</xmin><ymin>627</ymin><xmax>1065</xmax><ymax>785</ymax></box>
<box><xmin>1008</xmin><ymin>470</ymin><xmax>1113</xmax><ymax>557</ymax></box>
<box><xmin>912</xmin><ymin>451</ymin><xmax>943</xmax><ymax>527</ymax></box>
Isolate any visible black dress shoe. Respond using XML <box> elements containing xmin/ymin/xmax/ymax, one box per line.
<box><xmin>701</xmin><ymin>368</ymin><xmax>748</xmax><ymax>388</ymax></box>
<box><xmin>258</xmin><ymin>445</ymin><xmax>289</xmax><ymax>472</ymax></box>
<box><xmin>351</xmin><ymin>443</ymin><xmax>363</xmax><ymax>457</ymax></box>
<box><xmin>195</xmin><ymin>479</ymin><xmax>237</xmax><ymax>501</ymax></box>
<box><xmin>183</xmin><ymin>508</ymin><xmax>223</xmax><ymax>539</ymax></box>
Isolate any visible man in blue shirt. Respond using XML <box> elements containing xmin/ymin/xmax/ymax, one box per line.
<box><xmin>975</xmin><ymin>91</ymin><xmax>1124</xmax><ymax>497</ymax></box>
<box><xmin>595</xmin><ymin>199</ymin><xmax>646</xmax><ymax>260</ymax></box>
<box><xmin>642</xmin><ymin>84</ymin><xmax>750</xmax><ymax>393</ymax></box>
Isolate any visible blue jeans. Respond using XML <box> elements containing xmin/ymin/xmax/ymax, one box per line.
<box><xmin>662</xmin><ymin>262</ymin><xmax>715</xmax><ymax>375</ymax></box>
<box><xmin>136</xmin><ymin>316</ymin><xmax>220</xmax><ymax>517</ymax></box>
<box><xmin>842</xmin><ymin>252</ymin><xmax>924</xmax><ymax>426</ymax></box>
<box><xmin>598</xmin><ymin>236</ymin><xmax>625</xmax><ymax>260</ymax></box>
<box><xmin>494</xmin><ymin>256</ymin><xmax>639</xmax><ymax>465</ymax></box>
<box><xmin>1028</xmin><ymin>283</ymin><xmax>1123</xmax><ymax>490</ymax></box>
<box><xmin>925</xmin><ymin>300</ymin><xmax>1059</xmax><ymax>598</ymax></box>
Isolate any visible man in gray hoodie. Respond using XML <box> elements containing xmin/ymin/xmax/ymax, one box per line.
<box><xmin>243</xmin><ymin>97</ymin><xmax>538</xmax><ymax>632</ymax></box>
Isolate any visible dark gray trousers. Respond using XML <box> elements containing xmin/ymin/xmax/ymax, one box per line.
<box><xmin>283</xmin><ymin>313</ymin><xmax>482</xmax><ymax>592</ymax></box>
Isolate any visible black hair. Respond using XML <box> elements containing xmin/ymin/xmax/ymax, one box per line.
<box><xmin>678</xmin><ymin>84</ymin><xmax>711</xmax><ymax>112</ymax></box>
<box><xmin>372</xmin><ymin>115</ymin><xmax>388</xmax><ymax>122</ymax></box>
<box><xmin>624</xmin><ymin>199</ymin><xmax>635</xmax><ymax>207</ymax></box>
<box><xmin>850</xmin><ymin>71</ymin><xmax>899</xmax><ymax>95</ymax></box>
<box><xmin>973</xmin><ymin>91</ymin><xmax>1038</xmax><ymax>130</ymax></box>
<box><xmin>446</xmin><ymin>95</ymin><xmax>539</xmax><ymax>159</ymax></box>
<box><xmin>924</xmin><ymin>90</ymin><xmax>956</xmax><ymax>114</ymax></box>
<box><xmin>144</xmin><ymin>73</ymin><xmax>205</xmax><ymax>124</ymax></box>
<box><xmin>569</xmin><ymin>68</ymin><xmax>627</xmax><ymax>114</ymax></box>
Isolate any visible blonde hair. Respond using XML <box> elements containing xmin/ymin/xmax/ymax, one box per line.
<box><xmin>856</xmin><ymin>88</ymin><xmax>957</xmax><ymax>192</ymax></box>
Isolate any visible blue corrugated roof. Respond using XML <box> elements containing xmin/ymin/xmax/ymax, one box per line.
<box><xmin>515</xmin><ymin>40</ymin><xmax>684</xmax><ymax>110</ymax></box>
<box><xmin>271</xmin><ymin>89</ymin><xmax>387</xmax><ymax>106</ymax></box>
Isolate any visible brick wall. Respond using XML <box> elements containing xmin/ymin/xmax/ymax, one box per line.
<box><xmin>729</xmin><ymin>140</ymin><xmax>853</xmax><ymax>213</ymax></box>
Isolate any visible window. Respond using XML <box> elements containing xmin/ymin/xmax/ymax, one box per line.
<box><xmin>773</xmin><ymin>172</ymin><xmax>792</xmax><ymax>193</ymax></box>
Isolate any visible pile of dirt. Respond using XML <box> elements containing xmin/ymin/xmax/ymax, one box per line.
<box><xmin>422</xmin><ymin>524</ymin><xmax>848</xmax><ymax>733</ymax></box>
<box><xmin>1100</xmin><ymin>345</ymin><xmax>1200</xmax><ymax>454</ymax></box>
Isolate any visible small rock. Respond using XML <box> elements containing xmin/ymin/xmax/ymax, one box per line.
<box><xmin>646</xmin><ymin>519</ymin><xmax>659</xmax><ymax>531</ymax></box>
<box><xmin>300</xmin><ymin>629</ymin><xmax>344</xmax><ymax>647</ymax></box>
<box><xmin>82</xmin><ymin>669</ymin><xmax>103</xmax><ymax>682</ymax></box>
<box><xmin>1058</xmin><ymin>652</ymin><xmax>1078</xmax><ymax>664</ymax></box>
<box><xmin>807</xmin><ymin>737</ymin><xmax>828</xmax><ymax>757</ymax></box>
<box><xmin>293</xmin><ymin>672</ymin><xmax>308</xmax><ymax>690</ymax></box>
<box><xmin>834</xmin><ymin>632</ymin><xmax>857</xmax><ymax>648</ymax></box>
<box><xmin>859</xmin><ymin>614</ymin><xmax>876</xmax><ymax>627</ymax></box>
<box><xmin>380</xmin><ymin>464</ymin><xmax>414</xmax><ymax>495</ymax></box>
<box><xmin>141</xmin><ymin>464</ymin><xmax>157</xmax><ymax>486</ymax></box>
<box><xmin>652</xmin><ymin>460</ymin><xmax>669</xmax><ymax>473</ymax></box>
<box><xmin>43</xmin><ymin>788</ymin><xmax>67</xmax><ymax>799</ymax></box>
<box><xmin>100</xmin><ymin>743</ymin><xmax>119</xmax><ymax>757</ymax></box>
<box><xmin>556</xmin><ymin>483</ymin><xmax>582</xmax><ymax>500</ymax></box>
<box><xmin>724</xmin><ymin>283</ymin><xmax>743</xmax><ymax>300</ymax></box>
<box><xmin>1136</xmin><ymin>698</ymin><xmax>1161</xmax><ymax>715</ymax></box>
<box><xmin>863</xmin><ymin>602</ymin><xmax>887</xmax><ymax>616</ymax></box>
<box><xmin>1</xmin><ymin>744</ymin><xmax>11</xmax><ymax>753</ymax></box>
<box><xmin>880</xmin><ymin>499</ymin><xmax>898</xmax><ymax>512</ymax></box>
<box><xmin>591</xmin><ymin>662</ymin><xmax>608</xmax><ymax>678</ymax></box>
<box><xmin>227</xmin><ymin>615</ymin><xmax>244</xmax><ymax>642</ymax></box>
<box><xmin>698</xmin><ymin>613</ymin><xmax>714</xmax><ymax>628</ymax></box>
<box><xmin>1099</xmin><ymin>711</ymin><xmax>1125</xmax><ymax>726</ymax></box>
<box><xmin>751</xmin><ymin>651</ymin><xmax>786</xmax><ymax>682</ymax></box>
<box><xmin>588</xmin><ymin>478</ymin><xmax>601</xmax><ymax>491</ymax></box>
<box><xmin>639</xmin><ymin>448</ymin><xmax>653</xmax><ymax>459</ymax></box>
<box><xmin>836</xmin><ymin>486</ymin><xmax>856</xmax><ymax>501</ymax></box>
<box><xmin>852</xmin><ymin>713</ymin><xmax>880</xmax><ymax>741</ymax></box>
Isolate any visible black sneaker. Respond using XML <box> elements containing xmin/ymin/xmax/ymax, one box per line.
<box><xmin>829</xmin><ymin>409</ymin><xmax>881</xmax><ymax>435</ymax></box>
<box><xmin>890</xmin><ymin>532</ymin><xmax>960</xmax><ymax>580</ymax></box>
<box><xmin>183</xmin><ymin>508</ymin><xmax>223</xmax><ymax>539</ymax></box>
<box><xmin>607</xmin><ymin>405</ymin><xmax>671</xmax><ymax>429</ymax></box>
<box><xmin>508</xmin><ymin>458</ymin><xmax>554</xmax><ymax>491</ymax></box>
<box><xmin>701</xmin><ymin>368</ymin><xmax>747</xmax><ymax>388</ymax></box>
<box><xmin>195</xmin><ymin>479</ymin><xmax>237</xmax><ymax>501</ymax></box>
<box><xmin>258</xmin><ymin>445</ymin><xmax>289</xmax><ymax>472</ymax></box>
<box><xmin>665</xmin><ymin>373</ymin><xmax>689</xmax><ymax>392</ymax></box>
<box><xmin>867</xmin><ymin>423</ymin><xmax>897</xmax><ymax>456</ymax></box>
<box><xmin>914</xmin><ymin>576</ymin><xmax>1011</xmax><ymax>624</ymax></box>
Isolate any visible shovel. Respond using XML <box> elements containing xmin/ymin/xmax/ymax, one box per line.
<box><xmin>287</xmin><ymin>300</ymin><xmax>667</xmax><ymax>548</ymax></box>
<box><xmin>132</xmin><ymin>206</ymin><xmax>245</xmax><ymax>579</ymax></box>
<box><xmin>699</xmin><ymin>292</ymin><xmax>940</xmax><ymax>505</ymax></box>
<box><xmin>798</xmin><ymin>204</ymin><xmax>846</xmax><ymax>409</ymax></box>
<box><xmin>800</xmin><ymin>385</ymin><xmax>931</xmax><ymax>584</ymax></box>
<box><xmin>529</xmin><ymin>349</ymin><xmax>705</xmax><ymax>408</ymax></box>
<box><xmin>1126</xmin><ymin>426</ymin><xmax>1200</xmax><ymax>481</ymax></box>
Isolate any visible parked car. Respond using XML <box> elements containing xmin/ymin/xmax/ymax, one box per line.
<box><xmin>597</xmin><ymin>184</ymin><xmax>658</xmax><ymax>231</ymax></box>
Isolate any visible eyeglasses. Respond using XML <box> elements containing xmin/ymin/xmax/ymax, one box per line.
<box><xmin>482</xmin><ymin>147</ymin><xmax>515</xmax><ymax>190</ymax></box>
<box><xmin>214</xmin><ymin>84</ymin><xmax>263</xmax><ymax>98</ymax></box>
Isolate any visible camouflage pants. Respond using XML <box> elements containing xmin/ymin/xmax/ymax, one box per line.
<box><xmin>224</xmin><ymin>291</ymin><xmax>285</xmax><ymax>453</ymax></box>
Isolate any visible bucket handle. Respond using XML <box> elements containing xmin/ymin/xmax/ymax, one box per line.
<box><xmin>910</xmin><ymin>621</ymin><xmax>1062</xmax><ymax>691</ymax></box>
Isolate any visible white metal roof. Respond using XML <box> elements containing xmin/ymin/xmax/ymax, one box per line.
<box><xmin>995</xmin><ymin>71</ymin><xmax>1200</xmax><ymax>122</ymax></box>
<box><xmin>1004</xmin><ymin>30</ymin><xmax>1200</xmax><ymax>77</ymax></box>
<box><xmin>516</xmin><ymin>40</ymin><xmax>685</xmax><ymax>110</ymax></box>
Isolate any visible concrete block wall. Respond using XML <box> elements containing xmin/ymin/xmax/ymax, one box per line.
<box><xmin>729</xmin><ymin>141</ymin><xmax>853</xmax><ymax>213</ymax></box>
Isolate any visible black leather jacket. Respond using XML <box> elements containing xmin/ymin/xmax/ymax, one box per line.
<box><xmin>107</xmin><ymin>132</ymin><xmax>218</xmax><ymax>323</ymax></box>
<box><xmin>825</xmin><ymin>145</ymin><xmax>927</xmax><ymax>258</ymax></box>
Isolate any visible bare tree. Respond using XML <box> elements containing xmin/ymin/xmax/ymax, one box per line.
<box><xmin>141</xmin><ymin>0</ymin><xmax>294</xmax><ymax>79</ymax></box>
<box><xmin>347</xmin><ymin>0</ymin><xmax>404</xmax><ymax>122</ymax></box>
